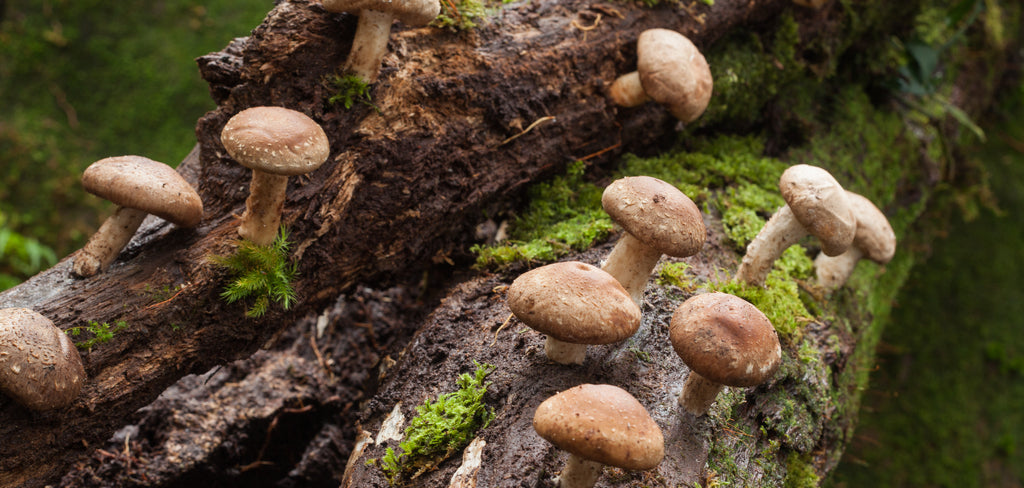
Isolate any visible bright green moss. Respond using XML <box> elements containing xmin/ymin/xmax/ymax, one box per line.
<box><xmin>379</xmin><ymin>362</ymin><xmax>495</xmax><ymax>484</ymax></box>
<box><xmin>327</xmin><ymin>73</ymin><xmax>377</xmax><ymax>110</ymax></box>
<box><xmin>784</xmin><ymin>452</ymin><xmax>821</xmax><ymax>488</ymax></box>
<box><xmin>655</xmin><ymin>261</ymin><xmax>696</xmax><ymax>293</ymax></box>
<box><xmin>209</xmin><ymin>227</ymin><xmax>298</xmax><ymax>318</ymax></box>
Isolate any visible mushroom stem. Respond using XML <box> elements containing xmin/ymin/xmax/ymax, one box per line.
<box><xmin>602</xmin><ymin>232</ymin><xmax>664</xmax><ymax>307</ymax></box>
<box><xmin>814</xmin><ymin>247</ymin><xmax>866</xmax><ymax>290</ymax></box>
<box><xmin>73</xmin><ymin>206</ymin><xmax>149</xmax><ymax>277</ymax></box>
<box><xmin>556</xmin><ymin>453</ymin><xmax>602</xmax><ymax>488</ymax></box>
<box><xmin>678</xmin><ymin>371</ymin><xmax>725</xmax><ymax>416</ymax></box>
<box><xmin>343</xmin><ymin>9</ymin><xmax>394</xmax><ymax>83</ymax></box>
<box><xmin>607</xmin><ymin>71</ymin><xmax>649</xmax><ymax>108</ymax></box>
<box><xmin>238</xmin><ymin>171</ymin><xmax>289</xmax><ymax>246</ymax></box>
<box><xmin>544</xmin><ymin>336</ymin><xmax>588</xmax><ymax>365</ymax></box>
<box><xmin>734</xmin><ymin>205</ymin><xmax>809</xmax><ymax>287</ymax></box>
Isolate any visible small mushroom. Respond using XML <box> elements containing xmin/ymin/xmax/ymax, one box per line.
<box><xmin>814</xmin><ymin>191</ymin><xmax>896</xmax><ymax>289</ymax></box>
<box><xmin>220</xmin><ymin>106</ymin><xmax>331</xmax><ymax>246</ymax></box>
<box><xmin>73</xmin><ymin>156</ymin><xmax>204</xmax><ymax>277</ymax></box>
<box><xmin>533</xmin><ymin>384</ymin><xmax>664</xmax><ymax>488</ymax></box>
<box><xmin>601</xmin><ymin>176</ymin><xmax>706</xmax><ymax>307</ymax></box>
<box><xmin>735</xmin><ymin>164</ymin><xmax>856</xmax><ymax>286</ymax></box>
<box><xmin>322</xmin><ymin>0</ymin><xmax>441</xmax><ymax>83</ymax></box>
<box><xmin>608</xmin><ymin>28</ymin><xmax>713</xmax><ymax>123</ymax></box>
<box><xmin>669</xmin><ymin>292</ymin><xmax>782</xmax><ymax>416</ymax></box>
<box><xmin>506</xmin><ymin>261</ymin><xmax>640</xmax><ymax>365</ymax></box>
<box><xmin>0</xmin><ymin>308</ymin><xmax>86</xmax><ymax>411</ymax></box>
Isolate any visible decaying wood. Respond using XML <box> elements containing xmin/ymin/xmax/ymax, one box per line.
<box><xmin>0</xmin><ymin>0</ymin><xmax>795</xmax><ymax>485</ymax></box>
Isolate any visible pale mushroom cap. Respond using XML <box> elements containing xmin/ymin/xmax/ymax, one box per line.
<box><xmin>846</xmin><ymin>191</ymin><xmax>896</xmax><ymax>263</ymax></box>
<box><xmin>506</xmin><ymin>261</ymin><xmax>640</xmax><ymax>344</ymax></box>
<box><xmin>82</xmin><ymin>156</ymin><xmax>203</xmax><ymax>227</ymax></box>
<box><xmin>601</xmin><ymin>176</ymin><xmax>706</xmax><ymax>257</ymax></box>
<box><xmin>779</xmin><ymin>164</ymin><xmax>856</xmax><ymax>256</ymax></box>
<box><xmin>669</xmin><ymin>292</ymin><xmax>782</xmax><ymax>387</ymax></box>
<box><xmin>533</xmin><ymin>384</ymin><xmax>665</xmax><ymax>471</ymax></box>
<box><xmin>636</xmin><ymin>29</ymin><xmax>713</xmax><ymax>123</ymax></box>
<box><xmin>322</xmin><ymin>0</ymin><xmax>441</xmax><ymax>25</ymax></box>
<box><xmin>221</xmin><ymin>106</ymin><xmax>331</xmax><ymax>177</ymax></box>
<box><xmin>0</xmin><ymin>308</ymin><xmax>86</xmax><ymax>411</ymax></box>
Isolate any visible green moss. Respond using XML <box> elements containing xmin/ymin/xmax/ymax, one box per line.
<box><xmin>432</xmin><ymin>0</ymin><xmax>490</xmax><ymax>31</ymax></box>
<box><xmin>379</xmin><ymin>362</ymin><xmax>495</xmax><ymax>484</ymax></box>
<box><xmin>327</xmin><ymin>73</ymin><xmax>378</xmax><ymax>110</ymax></box>
<box><xmin>784</xmin><ymin>452</ymin><xmax>821</xmax><ymax>488</ymax></box>
<box><xmin>654</xmin><ymin>261</ymin><xmax>696</xmax><ymax>292</ymax></box>
<box><xmin>66</xmin><ymin>320</ymin><xmax>129</xmax><ymax>351</ymax></box>
<box><xmin>210</xmin><ymin>227</ymin><xmax>298</xmax><ymax>318</ymax></box>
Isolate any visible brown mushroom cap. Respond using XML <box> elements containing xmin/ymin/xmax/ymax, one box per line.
<box><xmin>846</xmin><ymin>191</ymin><xmax>896</xmax><ymax>263</ymax></box>
<box><xmin>779</xmin><ymin>164</ymin><xmax>855</xmax><ymax>256</ymax></box>
<box><xmin>506</xmin><ymin>261</ymin><xmax>640</xmax><ymax>344</ymax></box>
<box><xmin>601</xmin><ymin>176</ymin><xmax>705</xmax><ymax>257</ymax></box>
<box><xmin>81</xmin><ymin>156</ymin><xmax>203</xmax><ymax>227</ymax></box>
<box><xmin>533</xmin><ymin>384</ymin><xmax>664</xmax><ymax>471</ymax></box>
<box><xmin>636</xmin><ymin>29</ymin><xmax>713</xmax><ymax>123</ymax></box>
<box><xmin>221</xmin><ymin>106</ymin><xmax>331</xmax><ymax>177</ymax></box>
<box><xmin>0</xmin><ymin>308</ymin><xmax>86</xmax><ymax>411</ymax></box>
<box><xmin>321</xmin><ymin>0</ymin><xmax>440</xmax><ymax>25</ymax></box>
<box><xmin>669</xmin><ymin>292</ymin><xmax>781</xmax><ymax>387</ymax></box>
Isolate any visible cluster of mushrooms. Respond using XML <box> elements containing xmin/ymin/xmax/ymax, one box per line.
<box><xmin>504</xmin><ymin>29</ymin><xmax>896</xmax><ymax>488</ymax></box>
<box><xmin>0</xmin><ymin>6</ymin><xmax>898</xmax><ymax>488</ymax></box>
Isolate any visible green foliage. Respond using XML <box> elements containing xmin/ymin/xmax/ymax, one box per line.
<box><xmin>432</xmin><ymin>0</ymin><xmax>490</xmax><ymax>31</ymax></box>
<box><xmin>784</xmin><ymin>452</ymin><xmax>821</xmax><ymax>488</ymax></box>
<box><xmin>0</xmin><ymin>211</ymin><xmax>57</xmax><ymax>290</ymax></box>
<box><xmin>655</xmin><ymin>261</ymin><xmax>696</xmax><ymax>292</ymax></box>
<box><xmin>380</xmin><ymin>362</ymin><xmax>496</xmax><ymax>484</ymax></box>
<box><xmin>210</xmin><ymin>227</ymin><xmax>298</xmax><ymax>318</ymax></box>
<box><xmin>327</xmin><ymin>73</ymin><xmax>378</xmax><ymax>111</ymax></box>
<box><xmin>0</xmin><ymin>0</ymin><xmax>270</xmax><ymax>265</ymax></box>
<box><xmin>66</xmin><ymin>320</ymin><xmax>129</xmax><ymax>350</ymax></box>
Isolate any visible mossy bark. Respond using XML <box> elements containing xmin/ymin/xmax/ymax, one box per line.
<box><xmin>0</xmin><ymin>0</ymin><xmax>1018</xmax><ymax>486</ymax></box>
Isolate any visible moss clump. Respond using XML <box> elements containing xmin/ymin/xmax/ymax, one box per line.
<box><xmin>784</xmin><ymin>452</ymin><xmax>821</xmax><ymax>488</ymax></box>
<box><xmin>655</xmin><ymin>261</ymin><xmax>696</xmax><ymax>293</ymax></box>
<box><xmin>327</xmin><ymin>73</ymin><xmax>377</xmax><ymax>111</ymax></box>
<box><xmin>432</xmin><ymin>0</ymin><xmax>490</xmax><ymax>31</ymax></box>
<box><xmin>380</xmin><ymin>362</ymin><xmax>496</xmax><ymax>484</ymax></box>
<box><xmin>66</xmin><ymin>320</ymin><xmax>129</xmax><ymax>350</ymax></box>
<box><xmin>210</xmin><ymin>227</ymin><xmax>298</xmax><ymax>318</ymax></box>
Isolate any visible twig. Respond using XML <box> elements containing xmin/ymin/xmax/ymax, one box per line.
<box><xmin>498</xmin><ymin>116</ymin><xmax>556</xmax><ymax>146</ymax></box>
<box><xmin>490</xmin><ymin>313</ymin><xmax>514</xmax><ymax>347</ymax></box>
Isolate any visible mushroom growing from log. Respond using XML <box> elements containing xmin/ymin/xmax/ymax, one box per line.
<box><xmin>601</xmin><ymin>176</ymin><xmax>705</xmax><ymax>307</ymax></box>
<box><xmin>814</xmin><ymin>191</ymin><xmax>896</xmax><ymax>289</ymax></box>
<box><xmin>669</xmin><ymin>292</ymin><xmax>782</xmax><ymax>416</ymax></box>
<box><xmin>607</xmin><ymin>28</ymin><xmax>713</xmax><ymax>123</ymax></box>
<box><xmin>72</xmin><ymin>155</ymin><xmax>203</xmax><ymax>277</ymax></box>
<box><xmin>220</xmin><ymin>106</ymin><xmax>331</xmax><ymax>246</ymax></box>
<box><xmin>506</xmin><ymin>261</ymin><xmax>640</xmax><ymax>365</ymax></box>
<box><xmin>0</xmin><ymin>308</ymin><xmax>86</xmax><ymax>411</ymax></box>
<box><xmin>533</xmin><ymin>384</ymin><xmax>664</xmax><ymax>488</ymax></box>
<box><xmin>321</xmin><ymin>0</ymin><xmax>440</xmax><ymax>83</ymax></box>
<box><xmin>734</xmin><ymin>164</ymin><xmax>856</xmax><ymax>287</ymax></box>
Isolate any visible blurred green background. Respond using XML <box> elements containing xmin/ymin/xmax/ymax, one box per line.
<box><xmin>1</xmin><ymin>0</ymin><xmax>1022</xmax><ymax>486</ymax></box>
<box><xmin>0</xmin><ymin>0</ymin><xmax>270</xmax><ymax>288</ymax></box>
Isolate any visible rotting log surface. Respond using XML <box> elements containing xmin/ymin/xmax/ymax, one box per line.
<box><xmin>0</xmin><ymin>0</ymin><xmax>794</xmax><ymax>485</ymax></box>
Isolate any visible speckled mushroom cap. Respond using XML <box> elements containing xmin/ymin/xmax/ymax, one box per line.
<box><xmin>636</xmin><ymin>29</ymin><xmax>713</xmax><ymax>123</ymax></box>
<box><xmin>81</xmin><ymin>156</ymin><xmax>203</xmax><ymax>227</ymax></box>
<box><xmin>321</xmin><ymin>0</ymin><xmax>440</xmax><ymax>25</ymax></box>
<box><xmin>0</xmin><ymin>308</ymin><xmax>85</xmax><ymax>411</ymax></box>
<box><xmin>506</xmin><ymin>261</ymin><xmax>640</xmax><ymax>344</ymax></box>
<box><xmin>669</xmin><ymin>292</ymin><xmax>781</xmax><ymax>387</ymax></box>
<box><xmin>220</xmin><ymin>106</ymin><xmax>331</xmax><ymax>177</ymax></box>
<box><xmin>533</xmin><ymin>384</ymin><xmax>664</xmax><ymax>471</ymax></box>
<box><xmin>846</xmin><ymin>191</ymin><xmax>896</xmax><ymax>263</ymax></box>
<box><xmin>601</xmin><ymin>176</ymin><xmax>705</xmax><ymax>257</ymax></box>
<box><xmin>779</xmin><ymin>164</ymin><xmax>855</xmax><ymax>257</ymax></box>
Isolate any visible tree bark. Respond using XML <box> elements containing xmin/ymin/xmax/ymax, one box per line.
<box><xmin>0</xmin><ymin>0</ymin><xmax>1015</xmax><ymax>486</ymax></box>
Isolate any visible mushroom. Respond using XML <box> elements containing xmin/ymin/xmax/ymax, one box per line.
<box><xmin>0</xmin><ymin>308</ymin><xmax>86</xmax><ymax>411</ymax></box>
<box><xmin>220</xmin><ymin>106</ymin><xmax>331</xmax><ymax>246</ymax></box>
<box><xmin>607</xmin><ymin>28</ymin><xmax>713</xmax><ymax>123</ymax></box>
<box><xmin>669</xmin><ymin>292</ymin><xmax>782</xmax><ymax>416</ymax></box>
<box><xmin>72</xmin><ymin>155</ymin><xmax>204</xmax><ymax>277</ymax></box>
<box><xmin>533</xmin><ymin>383</ymin><xmax>664</xmax><ymax>488</ymax></box>
<box><xmin>601</xmin><ymin>176</ymin><xmax>706</xmax><ymax>307</ymax></box>
<box><xmin>734</xmin><ymin>164</ymin><xmax>856</xmax><ymax>286</ymax></box>
<box><xmin>814</xmin><ymin>191</ymin><xmax>896</xmax><ymax>289</ymax></box>
<box><xmin>506</xmin><ymin>261</ymin><xmax>640</xmax><ymax>365</ymax></box>
<box><xmin>321</xmin><ymin>0</ymin><xmax>441</xmax><ymax>83</ymax></box>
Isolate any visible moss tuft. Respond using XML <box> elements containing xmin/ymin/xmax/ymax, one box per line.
<box><xmin>210</xmin><ymin>227</ymin><xmax>298</xmax><ymax>318</ymax></box>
